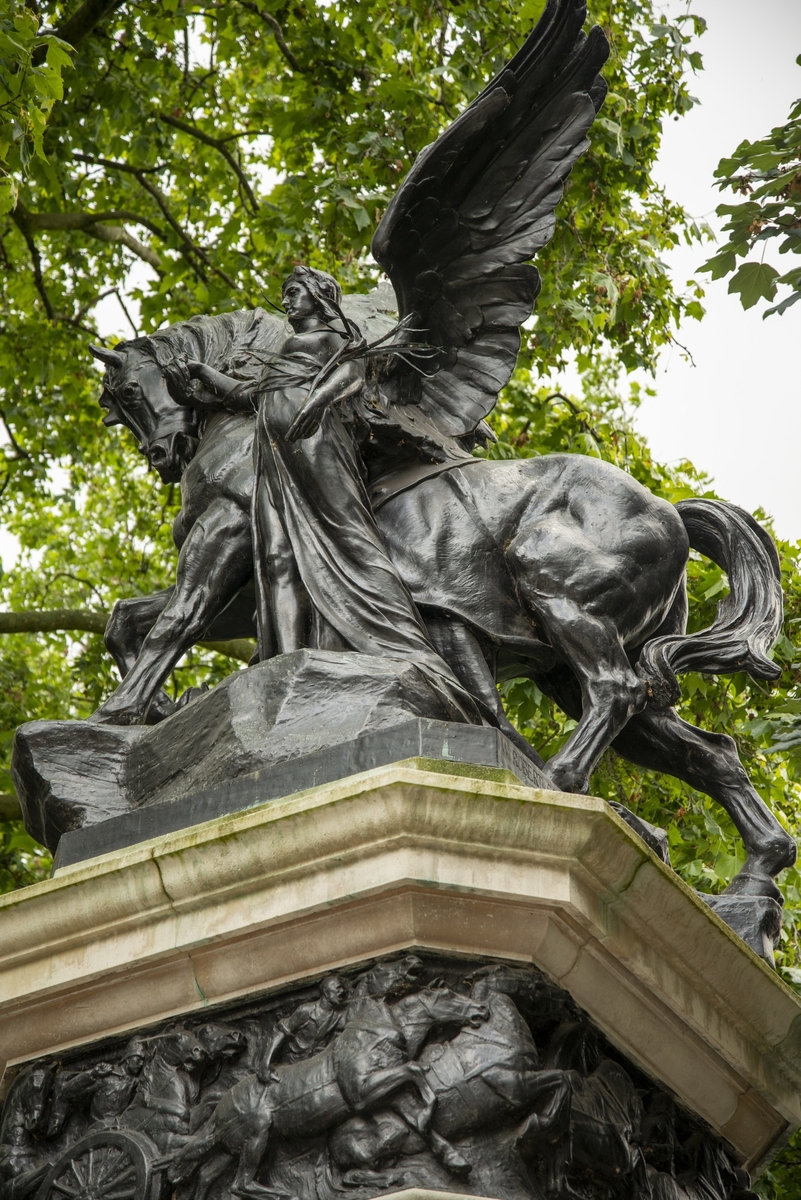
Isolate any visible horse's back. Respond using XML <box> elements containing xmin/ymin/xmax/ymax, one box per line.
<box><xmin>462</xmin><ymin>454</ymin><xmax>685</xmax><ymax>548</ymax></box>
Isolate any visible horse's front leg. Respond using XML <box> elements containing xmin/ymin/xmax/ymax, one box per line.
<box><xmin>103</xmin><ymin>588</ymin><xmax>176</xmax><ymax>722</ymax></box>
<box><xmin>91</xmin><ymin>499</ymin><xmax>253</xmax><ymax>726</ymax></box>
<box><xmin>104</xmin><ymin>588</ymin><xmax>174</xmax><ymax>677</ymax></box>
<box><xmin>230</xmin><ymin>1117</ymin><xmax>289</xmax><ymax>1200</ymax></box>
<box><xmin>345</xmin><ymin>1062</ymin><xmax>431</xmax><ymax>1115</ymax></box>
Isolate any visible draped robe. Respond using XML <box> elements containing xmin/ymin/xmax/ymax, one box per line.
<box><xmin>250</xmin><ymin>345</ymin><xmax>480</xmax><ymax>724</ymax></box>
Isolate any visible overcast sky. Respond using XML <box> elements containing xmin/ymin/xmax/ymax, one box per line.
<box><xmin>635</xmin><ymin>0</ymin><xmax>801</xmax><ymax>539</ymax></box>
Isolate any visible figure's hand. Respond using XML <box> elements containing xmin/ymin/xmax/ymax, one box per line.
<box><xmin>285</xmin><ymin>396</ymin><xmax>329</xmax><ymax>443</ymax></box>
<box><xmin>186</xmin><ymin>360</ymin><xmax>217</xmax><ymax>387</ymax></box>
<box><xmin>179</xmin><ymin>361</ymin><xmax>246</xmax><ymax>408</ymax></box>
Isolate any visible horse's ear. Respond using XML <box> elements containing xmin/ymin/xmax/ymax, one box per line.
<box><xmin>89</xmin><ymin>344</ymin><xmax>125</xmax><ymax>368</ymax></box>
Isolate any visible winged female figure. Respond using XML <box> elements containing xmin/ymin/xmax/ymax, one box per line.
<box><xmin>173</xmin><ymin>0</ymin><xmax>610</xmax><ymax>718</ymax></box>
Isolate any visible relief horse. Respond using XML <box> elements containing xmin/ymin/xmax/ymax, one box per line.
<box><xmin>329</xmin><ymin>966</ymin><xmax>572</xmax><ymax>1191</ymax></box>
<box><xmin>0</xmin><ymin>1062</ymin><xmax>55</xmax><ymax>1199</ymax></box>
<box><xmin>88</xmin><ymin>303</ymin><xmax>796</xmax><ymax>902</ymax></box>
<box><xmin>166</xmin><ymin>984</ymin><xmax>488</xmax><ymax>1200</ymax></box>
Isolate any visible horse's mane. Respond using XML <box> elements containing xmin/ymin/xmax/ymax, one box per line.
<box><xmin>106</xmin><ymin>308</ymin><xmax>287</xmax><ymax>399</ymax></box>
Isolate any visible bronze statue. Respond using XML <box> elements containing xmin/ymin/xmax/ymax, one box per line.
<box><xmin>80</xmin><ymin>0</ymin><xmax>795</xmax><ymax>912</ymax></box>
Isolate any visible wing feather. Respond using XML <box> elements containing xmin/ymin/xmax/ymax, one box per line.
<box><xmin>372</xmin><ymin>0</ymin><xmax>608</xmax><ymax>436</ymax></box>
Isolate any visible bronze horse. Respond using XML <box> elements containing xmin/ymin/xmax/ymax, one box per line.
<box><xmin>330</xmin><ymin>966</ymin><xmax>573</xmax><ymax>1191</ymax></box>
<box><xmin>88</xmin><ymin>306</ymin><xmax>795</xmax><ymax>904</ymax></box>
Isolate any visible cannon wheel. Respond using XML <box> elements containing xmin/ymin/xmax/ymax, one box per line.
<box><xmin>35</xmin><ymin>1129</ymin><xmax>165</xmax><ymax>1200</ymax></box>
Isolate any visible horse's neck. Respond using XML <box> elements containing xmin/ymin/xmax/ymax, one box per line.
<box><xmin>391</xmin><ymin>993</ymin><xmax>444</xmax><ymax>1057</ymax></box>
<box><xmin>199</xmin><ymin>408</ymin><xmax>253</xmax><ymax>440</ymax></box>
<box><xmin>472</xmin><ymin>993</ymin><xmax>537</xmax><ymax>1051</ymax></box>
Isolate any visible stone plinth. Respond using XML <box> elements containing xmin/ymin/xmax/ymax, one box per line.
<box><xmin>1</xmin><ymin>760</ymin><xmax>800</xmax><ymax>1177</ymax></box>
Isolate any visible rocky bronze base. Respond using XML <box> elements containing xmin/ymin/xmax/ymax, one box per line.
<box><xmin>0</xmin><ymin>955</ymin><xmax>758</xmax><ymax>1200</ymax></box>
<box><xmin>12</xmin><ymin>649</ymin><xmax>553</xmax><ymax>858</ymax></box>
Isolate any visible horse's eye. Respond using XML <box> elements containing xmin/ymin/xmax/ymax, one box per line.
<box><xmin>122</xmin><ymin>383</ymin><xmax>140</xmax><ymax>401</ymax></box>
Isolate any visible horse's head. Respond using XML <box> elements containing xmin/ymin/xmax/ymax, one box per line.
<box><xmin>157</xmin><ymin>1028</ymin><xmax>209</xmax><ymax>1075</ymax></box>
<box><xmin>358</xmin><ymin>955</ymin><xmax>426</xmax><ymax>1001</ymax></box>
<box><xmin>195</xmin><ymin>1022</ymin><xmax>248</xmax><ymax>1064</ymax></box>
<box><xmin>90</xmin><ymin>342</ymin><xmax>199</xmax><ymax>484</ymax></box>
<box><xmin>1</xmin><ymin>1062</ymin><xmax>54</xmax><ymax>1138</ymax></box>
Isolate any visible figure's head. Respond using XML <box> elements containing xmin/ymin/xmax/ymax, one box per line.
<box><xmin>321</xmin><ymin>975</ymin><xmax>349</xmax><ymax>1008</ymax></box>
<box><xmin>282</xmin><ymin>265</ymin><xmax>343</xmax><ymax>327</ymax></box>
<box><xmin>122</xmin><ymin>1037</ymin><xmax>147</xmax><ymax>1076</ymax></box>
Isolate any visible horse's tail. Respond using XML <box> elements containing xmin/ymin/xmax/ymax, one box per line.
<box><xmin>637</xmin><ymin>499</ymin><xmax>783</xmax><ymax>708</ymax></box>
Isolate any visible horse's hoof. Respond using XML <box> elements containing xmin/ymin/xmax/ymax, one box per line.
<box><xmin>87</xmin><ymin>706</ymin><xmax>142</xmax><ymax>726</ymax></box>
<box><xmin>723</xmin><ymin>872</ymin><xmax>783</xmax><ymax>903</ymax></box>
<box><xmin>441</xmin><ymin>1149</ymin><xmax>472</xmax><ymax>1177</ymax></box>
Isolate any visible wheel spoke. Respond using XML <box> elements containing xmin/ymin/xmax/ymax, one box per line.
<box><xmin>52</xmin><ymin>1182</ymin><xmax>81</xmax><ymax>1198</ymax></box>
<box><xmin>103</xmin><ymin>1164</ymin><xmax>136</xmax><ymax>1185</ymax></box>
<box><xmin>70</xmin><ymin>1157</ymin><xmax>87</xmax><ymax>1187</ymax></box>
<box><xmin>95</xmin><ymin>1148</ymin><xmax>124</xmax><ymax>1185</ymax></box>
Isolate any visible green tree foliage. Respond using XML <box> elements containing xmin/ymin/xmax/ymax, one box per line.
<box><xmin>0</xmin><ymin>1</ymin><xmax>72</xmax><ymax>213</ymax></box>
<box><xmin>701</xmin><ymin>57</ymin><xmax>801</xmax><ymax>318</ymax></box>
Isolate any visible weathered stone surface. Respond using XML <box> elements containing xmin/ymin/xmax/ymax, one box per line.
<box><xmin>14</xmin><ymin>650</ymin><xmax>550</xmax><ymax>854</ymax></box>
<box><xmin>1</xmin><ymin>765</ymin><xmax>799</xmax><ymax>1174</ymax></box>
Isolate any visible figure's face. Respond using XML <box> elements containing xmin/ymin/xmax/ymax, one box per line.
<box><xmin>282</xmin><ymin>278</ymin><xmax>317</xmax><ymax>322</ymax></box>
<box><xmin>322</xmin><ymin>977</ymin><xmax>348</xmax><ymax>1007</ymax></box>
<box><xmin>125</xmin><ymin>1054</ymin><xmax>144</xmax><ymax>1076</ymax></box>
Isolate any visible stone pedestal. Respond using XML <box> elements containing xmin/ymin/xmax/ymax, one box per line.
<box><xmin>1</xmin><ymin>761</ymin><xmax>800</xmax><ymax>1199</ymax></box>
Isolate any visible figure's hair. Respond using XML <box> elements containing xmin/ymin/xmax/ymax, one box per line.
<box><xmin>284</xmin><ymin>266</ymin><xmax>344</xmax><ymax>325</ymax></box>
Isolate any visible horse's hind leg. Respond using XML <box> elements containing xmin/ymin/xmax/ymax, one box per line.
<box><xmin>521</xmin><ymin>598</ymin><xmax>647</xmax><ymax>793</ymax></box>
<box><xmin>613</xmin><ymin>705</ymin><xmax>797</xmax><ymax>897</ymax></box>
<box><xmin>424</xmin><ymin>614</ymin><xmax>547</xmax><ymax>770</ymax></box>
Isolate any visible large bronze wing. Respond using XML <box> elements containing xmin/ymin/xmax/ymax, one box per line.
<box><xmin>371</xmin><ymin>0</ymin><xmax>609</xmax><ymax>438</ymax></box>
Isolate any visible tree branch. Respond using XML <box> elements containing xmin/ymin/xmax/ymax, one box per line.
<box><xmin>0</xmin><ymin>610</ymin><xmax>254</xmax><ymax>662</ymax></box>
<box><xmin>158</xmin><ymin>112</ymin><xmax>259</xmax><ymax>212</ymax></box>
<box><xmin>236</xmin><ymin>1</ymin><xmax>308</xmax><ymax>73</ymax></box>
<box><xmin>11</xmin><ymin>209</ymin><xmax>55</xmax><ymax>320</ymax></box>
<box><xmin>0</xmin><ymin>609</ymin><xmax>108</xmax><ymax>635</ymax></box>
<box><xmin>52</xmin><ymin>0</ymin><xmax>125</xmax><ymax>49</ymax></box>
<box><xmin>24</xmin><ymin>209</ymin><xmax>163</xmax><ymax>238</ymax></box>
<box><xmin>88</xmin><ymin>222</ymin><xmax>163</xmax><ymax>270</ymax></box>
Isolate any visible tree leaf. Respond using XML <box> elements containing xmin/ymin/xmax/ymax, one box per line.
<box><xmin>726</xmin><ymin>260</ymin><xmax>779</xmax><ymax>309</ymax></box>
